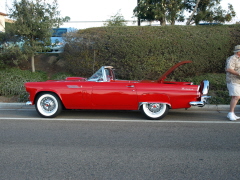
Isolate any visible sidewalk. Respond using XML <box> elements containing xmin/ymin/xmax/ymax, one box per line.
<box><xmin>0</xmin><ymin>102</ymin><xmax>235</xmax><ymax>111</ymax></box>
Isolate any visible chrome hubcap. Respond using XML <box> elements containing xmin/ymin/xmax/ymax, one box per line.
<box><xmin>40</xmin><ymin>97</ymin><xmax>56</xmax><ymax>112</ymax></box>
<box><xmin>147</xmin><ymin>103</ymin><xmax>162</xmax><ymax>113</ymax></box>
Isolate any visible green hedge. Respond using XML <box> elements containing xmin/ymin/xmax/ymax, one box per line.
<box><xmin>0</xmin><ymin>68</ymin><xmax>47</xmax><ymax>101</ymax></box>
<box><xmin>62</xmin><ymin>25</ymin><xmax>240</xmax><ymax>80</ymax></box>
<box><xmin>0</xmin><ymin>68</ymin><xmax>74</xmax><ymax>102</ymax></box>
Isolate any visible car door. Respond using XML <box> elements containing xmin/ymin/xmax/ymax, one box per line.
<box><xmin>92</xmin><ymin>81</ymin><xmax>138</xmax><ymax>110</ymax></box>
<box><xmin>59</xmin><ymin>81</ymin><xmax>93</xmax><ymax>109</ymax></box>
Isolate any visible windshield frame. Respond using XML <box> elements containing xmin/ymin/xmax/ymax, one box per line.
<box><xmin>88</xmin><ymin>66</ymin><xmax>114</xmax><ymax>82</ymax></box>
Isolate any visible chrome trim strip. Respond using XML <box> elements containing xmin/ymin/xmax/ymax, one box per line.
<box><xmin>67</xmin><ymin>85</ymin><xmax>82</xmax><ymax>88</ymax></box>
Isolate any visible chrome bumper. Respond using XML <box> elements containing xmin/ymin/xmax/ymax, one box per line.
<box><xmin>190</xmin><ymin>95</ymin><xmax>211</xmax><ymax>107</ymax></box>
<box><xmin>26</xmin><ymin>101</ymin><xmax>33</xmax><ymax>105</ymax></box>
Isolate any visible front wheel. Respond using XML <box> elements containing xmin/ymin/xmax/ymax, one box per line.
<box><xmin>140</xmin><ymin>103</ymin><xmax>169</xmax><ymax>120</ymax></box>
<box><xmin>35</xmin><ymin>93</ymin><xmax>62</xmax><ymax>118</ymax></box>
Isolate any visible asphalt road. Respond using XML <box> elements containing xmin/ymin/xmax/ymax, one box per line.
<box><xmin>0</xmin><ymin>104</ymin><xmax>240</xmax><ymax>180</ymax></box>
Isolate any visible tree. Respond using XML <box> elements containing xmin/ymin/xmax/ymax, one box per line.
<box><xmin>8</xmin><ymin>0</ymin><xmax>67</xmax><ymax>72</ymax></box>
<box><xmin>134</xmin><ymin>0</ymin><xmax>166</xmax><ymax>26</ymax></box>
<box><xmin>56</xmin><ymin>16</ymin><xmax>71</xmax><ymax>28</ymax></box>
<box><xmin>166</xmin><ymin>0</ymin><xmax>185</xmax><ymax>25</ymax></box>
<box><xmin>185</xmin><ymin>0</ymin><xmax>236</xmax><ymax>25</ymax></box>
<box><xmin>204</xmin><ymin>3</ymin><xmax>236</xmax><ymax>23</ymax></box>
<box><xmin>134</xmin><ymin>0</ymin><xmax>235</xmax><ymax>26</ymax></box>
<box><xmin>186</xmin><ymin>0</ymin><xmax>201</xmax><ymax>25</ymax></box>
<box><xmin>0</xmin><ymin>22</ymin><xmax>29</xmax><ymax>68</ymax></box>
<box><xmin>133</xmin><ymin>0</ymin><xmax>184</xmax><ymax>26</ymax></box>
<box><xmin>104</xmin><ymin>10</ymin><xmax>127</xmax><ymax>27</ymax></box>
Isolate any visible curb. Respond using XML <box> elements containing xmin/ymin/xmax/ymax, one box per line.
<box><xmin>0</xmin><ymin>103</ymin><xmax>235</xmax><ymax>111</ymax></box>
<box><xmin>190</xmin><ymin>105</ymin><xmax>231</xmax><ymax>111</ymax></box>
<box><xmin>0</xmin><ymin>103</ymin><xmax>34</xmax><ymax>109</ymax></box>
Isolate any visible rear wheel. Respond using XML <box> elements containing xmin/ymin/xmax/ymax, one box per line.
<box><xmin>140</xmin><ymin>103</ymin><xmax>169</xmax><ymax>120</ymax></box>
<box><xmin>35</xmin><ymin>93</ymin><xmax>62</xmax><ymax>118</ymax></box>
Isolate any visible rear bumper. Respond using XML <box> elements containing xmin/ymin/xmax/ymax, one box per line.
<box><xmin>190</xmin><ymin>80</ymin><xmax>211</xmax><ymax>107</ymax></box>
<box><xmin>190</xmin><ymin>95</ymin><xmax>211</xmax><ymax>107</ymax></box>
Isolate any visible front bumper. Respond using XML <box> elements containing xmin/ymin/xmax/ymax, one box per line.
<box><xmin>190</xmin><ymin>95</ymin><xmax>211</xmax><ymax>107</ymax></box>
<box><xmin>26</xmin><ymin>101</ymin><xmax>33</xmax><ymax>105</ymax></box>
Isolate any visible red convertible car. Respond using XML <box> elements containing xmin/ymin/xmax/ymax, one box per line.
<box><xmin>25</xmin><ymin>61</ymin><xmax>210</xmax><ymax>120</ymax></box>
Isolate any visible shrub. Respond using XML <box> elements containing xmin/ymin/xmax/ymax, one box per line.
<box><xmin>62</xmin><ymin>25</ymin><xmax>240</xmax><ymax>80</ymax></box>
<box><xmin>0</xmin><ymin>68</ymin><xmax>47</xmax><ymax>101</ymax></box>
<box><xmin>0</xmin><ymin>46</ymin><xmax>28</xmax><ymax>68</ymax></box>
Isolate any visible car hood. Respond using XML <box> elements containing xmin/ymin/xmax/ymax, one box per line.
<box><xmin>158</xmin><ymin>61</ymin><xmax>192</xmax><ymax>83</ymax></box>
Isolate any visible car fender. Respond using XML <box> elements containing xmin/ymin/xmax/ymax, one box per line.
<box><xmin>138</xmin><ymin>93</ymin><xmax>171</xmax><ymax>108</ymax></box>
<box><xmin>33</xmin><ymin>89</ymin><xmax>63</xmax><ymax>104</ymax></box>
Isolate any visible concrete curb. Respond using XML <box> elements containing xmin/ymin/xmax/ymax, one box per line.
<box><xmin>0</xmin><ymin>103</ymin><xmax>235</xmax><ymax>111</ymax></box>
<box><xmin>0</xmin><ymin>103</ymin><xmax>34</xmax><ymax>109</ymax></box>
<box><xmin>190</xmin><ymin>105</ymin><xmax>230</xmax><ymax>111</ymax></box>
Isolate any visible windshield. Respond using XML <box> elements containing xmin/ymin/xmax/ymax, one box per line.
<box><xmin>52</xmin><ymin>28</ymin><xmax>67</xmax><ymax>37</ymax></box>
<box><xmin>88</xmin><ymin>68</ymin><xmax>103</xmax><ymax>81</ymax></box>
<box><xmin>87</xmin><ymin>66</ymin><xmax>115</xmax><ymax>82</ymax></box>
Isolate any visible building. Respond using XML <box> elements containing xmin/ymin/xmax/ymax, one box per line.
<box><xmin>0</xmin><ymin>12</ymin><xmax>7</xmax><ymax>32</ymax></box>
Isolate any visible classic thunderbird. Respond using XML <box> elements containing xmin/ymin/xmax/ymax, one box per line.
<box><xmin>25</xmin><ymin>61</ymin><xmax>210</xmax><ymax>120</ymax></box>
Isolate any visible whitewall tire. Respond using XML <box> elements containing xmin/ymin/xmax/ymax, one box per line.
<box><xmin>140</xmin><ymin>103</ymin><xmax>169</xmax><ymax>120</ymax></box>
<box><xmin>35</xmin><ymin>93</ymin><xmax>62</xmax><ymax>118</ymax></box>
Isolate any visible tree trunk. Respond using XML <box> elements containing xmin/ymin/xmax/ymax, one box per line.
<box><xmin>137</xmin><ymin>0</ymin><xmax>141</xmax><ymax>26</ymax></box>
<box><xmin>31</xmin><ymin>55</ymin><xmax>35</xmax><ymax>72</ymax></box>
<box><xmin>186</xmin><ymin>0</ymin><xmax>200</xmax><ymax>25</ymax></box>
<box><xmin>159</xmin><ymin>17</ymin><xmax>167</xmax><ymax>26</ymax></box>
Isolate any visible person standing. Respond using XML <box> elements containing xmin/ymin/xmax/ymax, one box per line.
<box><xmin>226</xmin><ymin>45</ymin><xmax>240</xmax><ymax>121</ymax></box>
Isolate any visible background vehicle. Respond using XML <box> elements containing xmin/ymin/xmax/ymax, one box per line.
<box><xmin>46</xmin><ymin>27</ymin><xmax>77</xmax><ymax>53</ymax></box>
<box><xmin>25</xmin><ymin>61</ymin><xmax>211</xmax><ymax>120</ymax></box>
<box><xmin>0</xmin><ymin>36</ymin><xmax>24</xmax><ymax>51</ymax></box>
<box><xmin>0</xmin><ymin>28</ymin><xmax>77</xmax><ymax>53</ymax></box>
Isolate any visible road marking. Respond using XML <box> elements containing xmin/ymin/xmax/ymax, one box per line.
<box><xmin>0</xmin><ymin>109</ymin><xmax>35</xmax><ymax>111</ymax></box>
<box><xmin>0</xmin><ymin>117</ymin><xmax>240</xmax><ymax>123</ymax></box>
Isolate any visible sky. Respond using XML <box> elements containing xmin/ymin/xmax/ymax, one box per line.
<box><xmin>0</xmin><ymin>0</ymin><xmax>239</xmax><ymax>29</ymax></box>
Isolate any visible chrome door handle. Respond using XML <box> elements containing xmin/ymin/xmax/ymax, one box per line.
<box><xmin>126</xmin><ymin>85</ymin><xmax>135</xmax><ymax>88</ymax></box>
